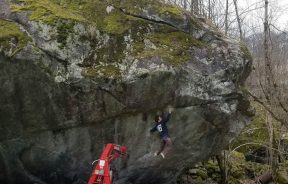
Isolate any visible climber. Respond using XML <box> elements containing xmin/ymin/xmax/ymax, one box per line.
<box><xmin>150</xmin><ymin>106</ymin><xmax>174</xmax><ymax>159</ymax></box>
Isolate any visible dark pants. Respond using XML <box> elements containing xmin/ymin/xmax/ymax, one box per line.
<box><xmin>157</xmin><ymin>137</ymin><xmax>172</xmax><ymax>155</ymax></box>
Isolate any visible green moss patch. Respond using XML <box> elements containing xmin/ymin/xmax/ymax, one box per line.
<box><xmin>159</xmin><ymin>6</ymin><xmax>184</xmax><ymax>16</ymax></box>
<box><xmin>240</xmin><ymin>42</ymin><xmax>253</xmax><ymax>62</ymax></box>
<box><xmin>135</xmin><ymin>31</ymin><xmax>206</xmax><ymax>65</ymax></box>
<box><xmin>103</xmin><ymin>12</ymin><xmax>134</xmax><ymax>34</ymax></box>
<box><xmin>82</xmin><ymin>65</ymin><xmax>121</xmax><ymax>78</ymax></box>
<box><xmin>56</xmin><ymin>21</ymin><xmax>75</xmax><ymax>49</ymax></box>
<box><xmin>182</xmin><ymin>152</ymin><xmax>270</xmax><ymax>184</ymax></box>
<box><xmin>107</xmin><ymin>0</ymin><xmax>162</xmax><ymax>14</ymax></box>
<box><xmin>11</xmin><ymin>0</ymin><xmax>85</xmax><ymax>24</ymax></box>
<box><xmin>11</xmin><ymin>0</ymin><xmax>137</xmax><ymax>34</ymax></box>
<box><xmin>230</xmin><ymin>101</ymin><xmax>281</xmax><ymax>155</ymax></box>
<box><xmin>230</xmin><ymin>101</ymin><xmax>269</xmax><ymax>153</ymax></box>
<box><xmin>150</xmin><ymin>31</ymin><xmax>205</xmax><ymax>47</ymax></box>
<box><xmin>0</xmin><ymin>19</ymin><xmax>30</xmax><ymax>56</ymax></box>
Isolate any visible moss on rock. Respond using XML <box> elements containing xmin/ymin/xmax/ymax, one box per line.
<box><xmin>103</xmin><ymin>12</ymin><xmax>134</xmax><ymax>34</ymax></box>
<box><xmin>56</xmin><ymin>21</ymin><xmax>75</xmax><ymax>49</ymax></box>
<box><xmin>11</xmin><ymin>0</ymin><xmax>139</xmax><ymax>35</ymax></box>
<box><xmin>82</xmin><ymin>65</ymin><xmax>121</xmax><ymax>78</ymax></box>
<box><xmin>181</xmin><ymin>150</ymin><xmax>271</xmax><ymax>184</ymax></box>
<box><xmin>107</xmin><ymin>0</ymin><xmax>162</xmax><ymax>15</ymax></box>
<box><xmin>196</xmin><ymin>168</ymin><xmax>208</xmax><ymax>180</ymax></box>
<box><xmin>277</xmin><ymin>168</ymin><xmax>288</xmax><ymax>184</ymax></box>
<box><xmin>240</xmin><ymin>42</ymin><xmax>253</xmax><ymax>62</ymax></box>
<box><xmin>159</xmin><ymin>6</ymin><xmax>184</xmax><ymax>16</ymax></box>
<box><xmin>7</xmin><ymin>0</ymin><xmax>223</xmax><ymax>78</ymax></box>
<box><xmin>11</xmin><ymin>0</ymin><xmax>85</xmax><ymax>24</ymax></box>
<box><xmin>231</xmin><ymin>101</ymin><xmax>269</xmax><ymax>153</ymax></box>
<box><xmin>8</xmin><ymin>0</ymin><xmax>210</xmax><ymax>66</ymax></box>
<box><xmin>135</xmin><ymin>31</ymin><xmax>206</xmax><ymax>65</ymax></box>
<box><xmin>13</xmin><ymin>0</ymin><xmax>85</xmax><ymax>23</ymax></box>
<box><xmin>0</xmin><ymin>19</ymin><xmax>30</xmax><ymax>56</ymax></box>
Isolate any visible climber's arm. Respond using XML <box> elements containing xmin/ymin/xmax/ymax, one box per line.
<box><xmin>162</xmin><ymin>106</ymin><xmax>173</xmax><ymax>124</ymax></box>
<box><xmin>161</xmin><ymin>112</ymin><xmax>171</xmax><ymax>124</ymax></box>
<box><xmin>150</xmin><ymin>125</ymin><xmax>157</xmax><ymax>133</ymax></box>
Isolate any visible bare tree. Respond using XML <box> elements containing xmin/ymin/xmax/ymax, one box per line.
<box><xmin>183</xmin><ymin>0</ymin><xmax>187</xmax><ymax>9</ymax></box>
<box><xmin>208</xmin><ymin>0</ymin><xmax>212</xmax><ymax>19</ymax></box>
<box><xmin>191</xmin><ymin>0</ymin><xmax>199</xmax><ymax>15</ymax></box>
<box><xmin>233</xmin><ymin>0</ymin><xmax>243</xmax><ymax>40</ymax></box>
<box><xmin>225</xmin><ymin>0</ymin><xmax>229</xmax><ymax>35</ymax></box>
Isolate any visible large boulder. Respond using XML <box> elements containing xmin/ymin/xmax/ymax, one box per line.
<box><xmin>0</xmin><ymin>0</ymin><xmax>253</xmax><ymax>183</ymax></box>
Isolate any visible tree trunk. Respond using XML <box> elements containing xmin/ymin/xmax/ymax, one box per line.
<box><xmin>264</xmin><ymin>0</ymin><xmax>272</xmax><ymax>94</ymax></box>
<box><xmin>216</xmin><ymin>152</ymin><xmax>228</xmax><ymax>184</ymax></box>
<box><xmin>191</xmin><ymin>0</ymin><xmax>199</xmax><ymax>15</ymax></box>
<box><xmin>183</xmin><ymin>0</ymin><xmax>187</xmax><ymax>9</ymax></box>
<box><xmin>266</xmin><ymin>114</ymin><xmax>274</xmax><ymax>167</ymax></box>
<box><xmin>279</xmin><ymin>124</ymin><xmax>286</xmax><ymax>161</ymax></box>
<box><xmin>225</xmin><ymin>0</ymin><xmax>229</xmax><ymax>35</ymax></box>
<box><xmin>233</xmin><ymin>0</ymin><xmax>243</xmax><ymax>40</ymax></box>
<box><xmin>208</xmin><ymin>0</ymin><xmax>211</xmax><ymax>18</ymax></box>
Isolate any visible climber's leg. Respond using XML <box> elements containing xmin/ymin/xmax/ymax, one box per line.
<box><xmin>157</xmin><ymin>139</ymin><xmax>166</xmax><ymax>155</ymax></box>
<box><xmin>162</xmin><ymin>137</ymin><xmax>172</xmax><ymax>156</ymax></box>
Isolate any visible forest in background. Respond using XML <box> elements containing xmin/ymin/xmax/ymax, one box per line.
<box><xmin>161</xmin><ymin>0</ymin><xmax>288</xmax><ymax>183</ymax></box>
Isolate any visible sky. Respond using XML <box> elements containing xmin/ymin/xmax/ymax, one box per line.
<box><xmin>238</xmin><ymin>0</ymin><xmax>288</xmax><ymax>30</ymax></box>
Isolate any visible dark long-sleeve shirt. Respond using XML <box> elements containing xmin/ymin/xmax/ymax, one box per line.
<box><xmin>150</xmin><ymin>112</ymin><xmax>171</xmax><ymax>139</ymax></box>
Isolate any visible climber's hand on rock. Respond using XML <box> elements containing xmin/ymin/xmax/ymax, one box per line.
<box><xmin>167</xmin><ymin>105</ymin><xmax>174</xmax><ymax>113</ymax></box>
<box><xmin>148</xmin><ymin>130</ymin><xmax>151</xmax><ymax>136</ymax></box>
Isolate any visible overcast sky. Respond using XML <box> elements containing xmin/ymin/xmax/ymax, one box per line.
<box><xmin>238</xmin><ymin>0</ymin><xmax>288</xmax><ymax>30</ymax></box>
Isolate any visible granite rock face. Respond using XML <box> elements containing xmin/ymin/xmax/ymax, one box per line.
<box><xmin>0</xmin><ymin>0</ymin><xmax>253</xmax><ymax>183</ymax></box>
